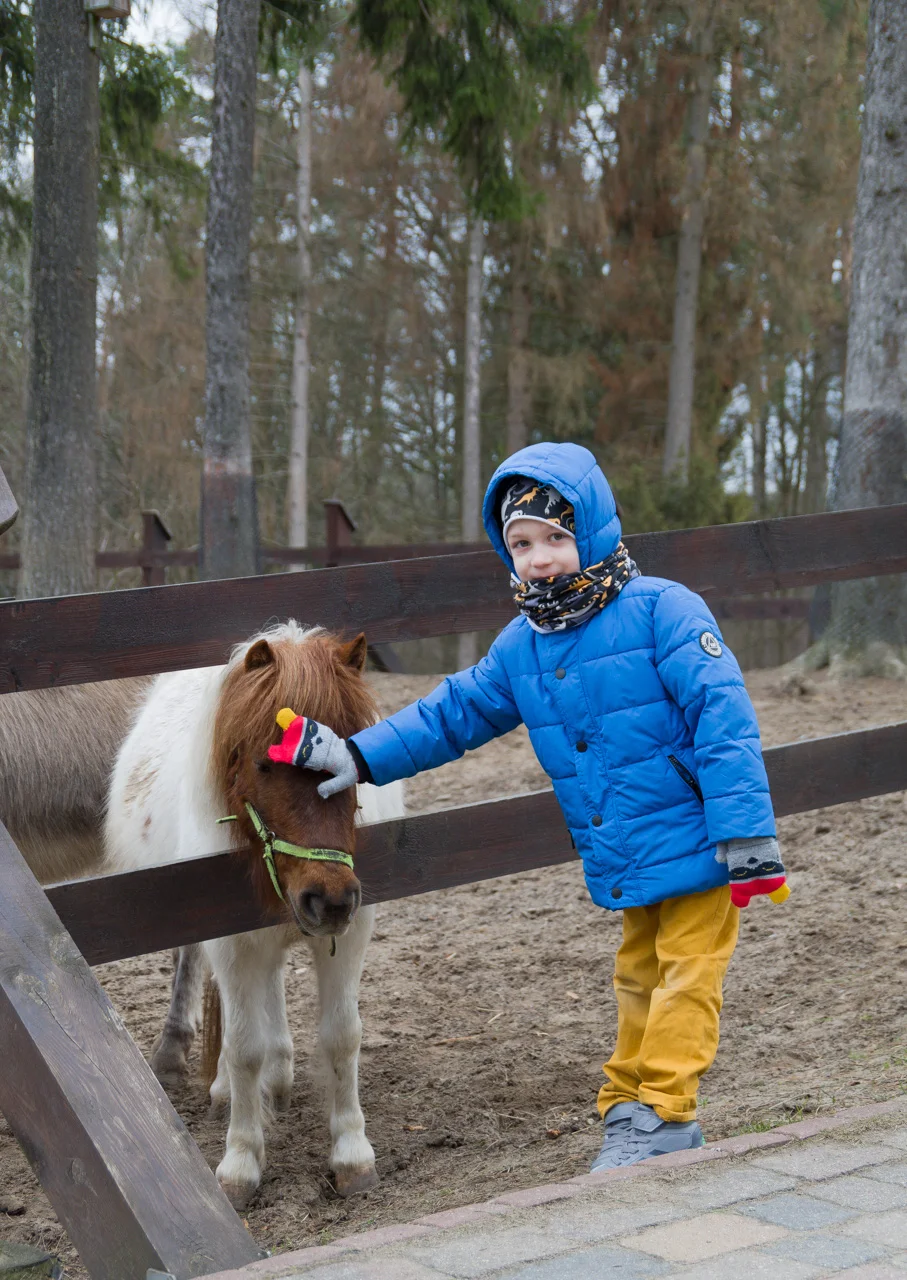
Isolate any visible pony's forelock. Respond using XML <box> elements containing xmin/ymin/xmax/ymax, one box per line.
<box><xmin>210</xmin><ymin>621</ymin><xmax>378</xmax><ymax>798</ymax></box>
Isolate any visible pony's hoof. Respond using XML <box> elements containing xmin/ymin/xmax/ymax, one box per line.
<box><xmin>150</xmin><ymin>1043</ymin><xmax>189</xmax><ymax>1088</ymax></box>
<box><xmin>270</xmin><ymin>1089</ymin><xmax>292</xmax><ymax>1114</ymax></box>
<box><xmin>219</xmin><ymin>1179</ymin><xmax>258</xmax><ymax>1211</ymax></box>
<box><xmin>334</xmin><ymin>1165</ymin><xmax>379</xmax><ymax>1197</ymax></box>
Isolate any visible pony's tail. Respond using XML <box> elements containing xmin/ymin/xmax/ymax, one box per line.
<box><xmin>200</xmin><ymin>976</ymin><xmax>223</xmax><ymax>1090</ymax></box>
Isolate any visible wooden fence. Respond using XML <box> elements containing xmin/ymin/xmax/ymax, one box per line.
<box><xmin>1</xmin><ymin>499</ymin><xmax>907</xmax><ymax>1280</ymax></box>
<box><xmin>0</xmin><ymin>499</ymin><xmax>818</xmax><ymax>625</ymax></box>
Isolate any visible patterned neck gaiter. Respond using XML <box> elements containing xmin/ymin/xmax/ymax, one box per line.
<box><xmin>512</xmin><ymin>542</ymin><xmax>640</xmax><ymax>633</ymax></box>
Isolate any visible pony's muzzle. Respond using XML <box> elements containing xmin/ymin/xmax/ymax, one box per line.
<box><xmin>296</xmin><ymin>881</ymin><xmax>361</xmax><ymax>934</ymax></box>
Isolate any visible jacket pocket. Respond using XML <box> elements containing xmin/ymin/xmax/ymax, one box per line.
<box><xmin>667</xmin><ymin>754</ymin><xmax>703</xmax><ymax>804</ymax></box>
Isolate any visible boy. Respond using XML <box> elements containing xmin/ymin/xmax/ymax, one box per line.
<box><xmin>270</xmin><ymin>442</ymin><xmax>787</xmax><ymax>1169</ymax></box>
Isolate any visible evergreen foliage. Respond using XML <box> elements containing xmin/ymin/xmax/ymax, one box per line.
<box><xmin>0</xmin><ymin>0</ymin><xmax>869</xmax><ymax>596</ymax></box>
<box><xmin>354</xmin><ymin>0</ymin><xmax>592</xmax><ymax>218</ymax></box>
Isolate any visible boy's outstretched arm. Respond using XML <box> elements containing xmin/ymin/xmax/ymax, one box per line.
<box><xmin>653</xmin><ymin>584</ymin><xmax>787</xmax><ymax>907</ymax></box>
<box><xmin>270</xmin><ymin>635</ymin><xmax>522</xmax><ymax>797</ymax></box>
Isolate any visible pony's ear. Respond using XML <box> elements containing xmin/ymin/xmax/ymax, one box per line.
<box><xmin>338</xmin><ymin>632</ymin><xmax>368</xmax><ymax>672</ymax></box>
<box><xmin>245</xmin><ymin>639</ymin><xmax>274</xmax><ymax>671</ymax></box>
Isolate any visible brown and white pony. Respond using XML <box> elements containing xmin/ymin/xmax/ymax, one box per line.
<box><xmin>103</xmin><ymin>622</ymin><xmax>404</xmax><ymax>1209</ymax></box>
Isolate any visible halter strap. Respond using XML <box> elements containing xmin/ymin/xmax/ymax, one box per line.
<box><xmin>217</xmin><ymin>802</ymin><xmax>354</xmax><ymax>904</ymax></box>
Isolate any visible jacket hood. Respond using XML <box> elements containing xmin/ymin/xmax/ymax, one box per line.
<box><xmin>483</xmin><ymin>442</ymin><xmax>622</xmax><ymax>573</ymax></box>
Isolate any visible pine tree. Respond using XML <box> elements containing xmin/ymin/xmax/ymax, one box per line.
<box><xmin>821</xmin><ymin>0</ymin><xmax>907</xmax><ymax>677</ymax></box>
<box><xmin>200</xmin><ymin>0</ymin><xmax>261</xmax><ymax>580</ymax></box>
<box><xmin>20</xmin><ymin>0</ymin><xmax>99</xmax><ymax>598</ymax></box>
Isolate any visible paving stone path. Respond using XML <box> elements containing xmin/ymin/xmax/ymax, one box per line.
<box><xmin>201</xmin><ymin>1099</ymin><xmax>907</xmax><ymax>1280</ymax></box>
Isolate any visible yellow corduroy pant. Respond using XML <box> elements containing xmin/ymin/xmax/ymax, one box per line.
<box><xmin>597</xmin><ymin>884</ymin><xmax>739</xmax><ymax>1124</ymax></box>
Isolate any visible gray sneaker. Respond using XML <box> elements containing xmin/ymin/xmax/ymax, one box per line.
<box><xmin>590</xmin><ymin>1101</ymin><xmax>636</xmax><ymax>1172</ymax></box>
<box><xmin>590</xmin><ymin>1101</ymin><xmax>703</xmax><ymax>1171</ymax></box>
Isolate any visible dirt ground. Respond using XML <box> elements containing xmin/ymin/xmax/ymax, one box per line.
<box><xmin>3</xmin><ymin>667</ymin><xmax>907</xmax><ymax>1275</ymax></box>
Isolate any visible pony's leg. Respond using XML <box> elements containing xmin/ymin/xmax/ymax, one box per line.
<box><xmin>309</xmin><ymin>903</ymin><xmax>377</xmax><ymax>1196</ymax></box>
<box><xmin>206</xmin><ymin>930</ymin><xmax>286</xmax><ymax>1210</ymax></box>
<box><xmin>261</xmin><ymin>956</ymin><xmax>294</xmax><ymax>1112</ymax></box>
<box><xmin>150</xmin><ymin>944</ymin><xmax>205</xmax><ymax>1087</ymax></box>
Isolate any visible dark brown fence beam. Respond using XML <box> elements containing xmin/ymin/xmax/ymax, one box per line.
<box><xmin>1</xmin><ymin>503</ymin><xmax>905</xmax><ymax>695</ymax></box>
<box><xmin>712</xmin><ymin>598</ymin><xmax>811</xmax><ymax>621</ymax></box>
<box><xmin>0</xmin><ymin>823</ymin><xmax>263</xmax><ymax>1280</ymax></box>
<box><xmin>46</xmin><ymin>720</ymin><xmax>907</xmax><ymax>968</ymax></box>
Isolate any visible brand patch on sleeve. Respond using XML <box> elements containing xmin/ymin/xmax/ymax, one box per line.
<box><xmin>699</xmin><ymin>631</ymin><xmax>722</xmax><ymax>658</ymax></box>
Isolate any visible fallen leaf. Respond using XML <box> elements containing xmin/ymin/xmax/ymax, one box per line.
<box><xmin>403</xmin><ymin>1123</ymin><xmax>427</xmax><ymax>1132</ymax></box>
<box><xmin>546</xmin><ymin>1128</ymin><xmax>562</xmax><ymax>1139</ymax></box>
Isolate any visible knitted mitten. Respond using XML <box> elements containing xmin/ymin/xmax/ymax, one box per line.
<box><xmin>268</xmin><ymin>708</ymin><xmax>360</xmax><ymax>798</ymax></box>
<box><xmin>716</xmin><ymin>836</ymin><xmax>790</xmax><ymax>908</ymax></box>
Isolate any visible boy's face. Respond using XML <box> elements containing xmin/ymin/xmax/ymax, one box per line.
<box><xmin>506</xmin><ymin>517</ymin><xmax>581</xmax><ymax>582</ymax></box>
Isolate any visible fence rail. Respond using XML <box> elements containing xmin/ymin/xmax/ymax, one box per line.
<box><xmin>45</xmin><ymin>718</ymin><xmax>907</xmax><ymax>967</ymax></box>
<box><xmin>0</xmin><ymin>502</ymin><xmax>904</xmax><ymax>696</ymax></box>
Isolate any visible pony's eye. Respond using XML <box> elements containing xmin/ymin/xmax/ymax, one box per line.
<box><xmin>255</xmin><ymin>759</ymin><xmax>272</xmax><ymax>773</ymax></box>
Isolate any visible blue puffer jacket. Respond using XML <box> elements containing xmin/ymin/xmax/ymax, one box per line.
<box><xmin>352</xmin><ymin>442</ymin><xmax>775</xmax><ymax>910</ymax></box>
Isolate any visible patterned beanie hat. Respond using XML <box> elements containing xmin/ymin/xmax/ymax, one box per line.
<box><xmin>500</xmin><ymin>478</ymin><xmax>576</xmax><ymax>542</ymax></box>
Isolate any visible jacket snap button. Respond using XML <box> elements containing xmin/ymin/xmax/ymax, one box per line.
<box><xmin>611</xmin><ymin>887</ymin><xmax>623</xmax><ymax>900</ymax></box>
<box><xmin>555</xmin><ymin>667</ymin><xmax>566</xmax><ymax>679</ymax></box>
<box><xmin>591</xmin><ymin>814</ymin><xmax>602</xmax><ymax>827</ymax></box>
<box><xmin>576</xmin><ymin>741</ymin><xmax>587</xmax><ymax>752</ymax></box>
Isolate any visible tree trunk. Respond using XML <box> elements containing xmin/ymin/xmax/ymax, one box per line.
<box><xmin>803</xmin><ymin>326</ymin><xmax>844</xmax><ymax>514</ymax></box>
<box><xmin>458</xmin><ymin>213</ymin><xmax>484</xmax><ymax>669</ymax></box>
<box><xmin>20</xmin><ymin>0</ymin><xmax>98</xmax><ymax>599</ymax></box>
<box><xmin>826</xmin><ymin>0</ymin><xmax>907</xmax><ymax>675</ymax></box>
<box><xmin>287</xmin><ymin>60</ymin><xmax>312</xmax><ymax>558</ymax></box>
<box><xmin>506</xmin><ymin>235</ymin><xmax>531</xmax><ymax>456</ymax></box>
<box><xmin>662</xmin><ymin>12</ymin><xmax>716</xmax><ymax>483</ymax></box>
<box><xmin>200</xmin><ymin>0</ymin><xmax>261</xmax><ymax>581</ymax></box>
<box><xmin>751</xmin><ymin>392</ymin><xmax>767</xmax><ymax>517</ymax></box>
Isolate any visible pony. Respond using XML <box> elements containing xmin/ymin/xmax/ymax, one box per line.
<box><xmin>103</xmin><ymin>621</ymin><xmax>405</xmax><ymax>1209</ymax></box>
<box><xmin>0</xmin><ymin>677</ymin><xmax>149</xmax><ymax>881</ymax></box>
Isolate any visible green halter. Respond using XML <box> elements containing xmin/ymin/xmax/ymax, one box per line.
<box><xmin>217</xmin><ymin>801</ymin><xmax>355</xmax><ymax>905</ymax></box>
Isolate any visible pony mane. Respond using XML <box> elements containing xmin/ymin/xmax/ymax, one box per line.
<box><xmin>210</xmin><ymin>621</ymin><xmax>379</xmax><ymax>795</ymax></box>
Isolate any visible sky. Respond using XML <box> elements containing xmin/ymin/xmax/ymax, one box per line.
<box><xmin>127</xmin><ymin>0</ymin><xmax>205</xmax><ymax>48</ymax></box>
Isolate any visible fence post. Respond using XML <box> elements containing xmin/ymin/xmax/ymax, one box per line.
<box><xmin>323</xmin><ymin>498</ymin><xmax>356</xmax><ymax>568</ymax></box>
<box><xmin>140</xmin><ymin>511</ymin><xmax>172</xmax><ymax>588</ymax></box>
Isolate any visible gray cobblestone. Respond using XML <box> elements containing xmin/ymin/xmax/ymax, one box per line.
<box><xmin>497</xmin><ymin>1243</ymin><xmax>671</xmax><ymax>1278</ymax></box>
<box><xmin>402</xmin><ymin>1227</ymin><xmax>571</xmax><ymax>1277</ymax></box>
<box><xmin>537</xmin><ymin>1198</ymin><xmax>682</xmax><ymax>1244</ymax></box>
<box><xmin>842</xmin><ymin>1208</ymin><xmax>907</xmax><ymax>1250</ymax></box>
<box><xmin>806</xmin><ymin>1173</ymin><xmax>907</xmax><ymax>1212</ymax></box>
<box><xmin>671</xmin><ymin>1166</ymin><xmax>797</xmax><ymax>1211</ymax></box>
<box><xmin>763</xmin><ymin>1230</ymin><xmax>887</xmax><ymax>1269</ymax></box>
<box><xmin>661</xmin><ymin>1250</ymin><xmax>826</xmax><ymax>1279</ymax></box>
<box><xmin>752</xmin><ymin>1141</ymin><xmax>897</xmax><ymax>1181</ymax></box>
<box><xmin>739</xmin><ymin>1192</ymin><xmax>859</xmax><ymax>1230</ymax></box>
<box><xmin>275</xmin><ymin>1260</ymin><xmax>451</xmax><ymax>1280</ymax></box>
<box><xmin>863</xmin><ymin>1162</ymin><xmax>907</xmax><ymax>1188</ymax></box>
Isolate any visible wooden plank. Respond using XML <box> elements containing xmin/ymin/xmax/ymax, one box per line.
<box><xmin>46</xmin><ymin>720</ymin><xmax>907</xmax><ymax>967</ymax></box>
<box><xmin>0</xmin><ymin>503</ymin><xmax>905</xmax><ymax>695</ymax></box>
<box><xmin>0</xmin><ymin>552</ymin><xmax>512</xmax><ymax>694</ymax></box>
<box><xmin>264</xmin><ymin>541</ymin><xmax>481</xmax><ymax>564</ymax></box>
<box><xmin>712</xmin><ymin>597</ymin><xmax>811</xmax><ymax>621</ymax></box>
<box><xmin>0</xmin><ymin>823</ymin><xmax>263</xmax><ymax>1280</ymax></box>
<box><xmin>629</xmin><ymin>503</ymin><xmax>907</xmax><ymax>599</ymax></box>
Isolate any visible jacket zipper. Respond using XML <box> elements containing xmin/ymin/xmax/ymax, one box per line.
<box><xmin>667</xmin><ymin>754</ymin><xmax>703</xmax><ymax>803</ymax></box>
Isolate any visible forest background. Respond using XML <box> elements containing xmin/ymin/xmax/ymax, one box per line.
<box><xmin>0</xmin><ymin>0</ymin><xmax>866</xmax><ymax>582</ymax></box>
